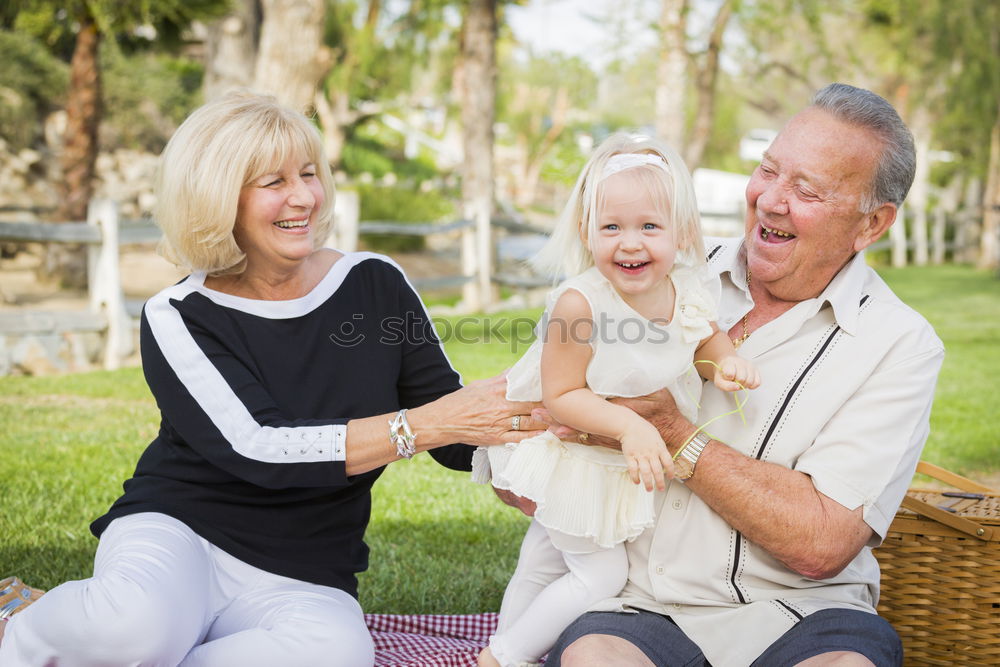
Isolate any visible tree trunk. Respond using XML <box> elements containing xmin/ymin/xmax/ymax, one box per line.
<box><xmin>978</xmin><ymin>110</ymin><xmax>1000</xmax><ymax>270</ymax></box>
<box><xmin>313</xmin><ymin>91</ymin><xmax>351</xmax><ymax>168</ymax></box>
<box><xmin>655</xmin><ymin>0</ymin><xmax>688</xmax><ymax>150</ymax></box>
<box><xmin>45</xmin><ymin>16</ymin><xmax>102</xmax><ymax>288</ymax></box>
<box><xmin>955</xmin><ymin>177</ymin><xmax>982</xmax><ymax>263</ymax></box>
<box><xmin>203</xmin><ymin>0</ymin><xmax>260</xmax><ymax>102</ymax></box>
<box><xmin>909</xmin><ymin>106</ymin><xmax>931</xmax><ymax>265</ymax></box>
<box><xmin>684</xmin><ymin>0</ymin><xmax>732</xmax><ymax>170</ymax></box>
<box><xmin>513</xmin><ymin>87</ymin><xmax>568</xmax><ymax>208</ymax></box>
<box><xmin>459</xmin><ymin>0</ymin><xmax>497</xmax><ymax>311</ymax></box>
<box><xmin>254</xmin><ymin>0</ymin><xmax>329</xmax><ymax>111</ymax></box>
<box><xmin>314</xmin><ymin>0</ymin><xmax>381</xmax><ymax>168</ymax></box>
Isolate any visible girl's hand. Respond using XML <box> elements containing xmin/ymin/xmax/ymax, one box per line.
<box><xmin>619</xmin><ymin>420</ymin><xmax>674</xmax><ymax>491</ymax></box>
<box><xmin>714</xmin><ymin>355</ymin><xmax>761</xmax><ymax>392</ymax></box>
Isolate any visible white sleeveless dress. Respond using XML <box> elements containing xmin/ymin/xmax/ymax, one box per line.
<box><xmin>472</xmin><ymin>265</ymin><xmax>719</xmax><ymax>552</ymax></box>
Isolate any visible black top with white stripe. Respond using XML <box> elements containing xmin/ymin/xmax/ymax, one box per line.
<box><xmin>91</xmin><ymin>253</ymin><xmax>471</xmax><ymax>596</ymax></box>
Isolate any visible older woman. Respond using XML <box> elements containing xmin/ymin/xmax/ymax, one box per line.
<box><xmin>0</xmin><ymin>92</ymin><xmax>542</xmax><ymax>666</ymax></box>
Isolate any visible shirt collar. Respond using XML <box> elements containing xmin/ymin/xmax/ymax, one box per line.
<box><xmin>707</xmin><ymin>237</ymin><xmax>869</xmax><ymax>336</ymax></box>
<box><xmin>707</xmin><ymin>238</ymin><xmax>748</xmax><ymax>291</ymax></box>
<box><xmin>816</xmin><ymin>249</ymin><xmax>869</xmax><ymax>336</ymax></box>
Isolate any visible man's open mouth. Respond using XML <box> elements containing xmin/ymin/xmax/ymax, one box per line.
<box><xmin>760</xmin><ymin>224</ymin><xmax>795</xmax><ymax>242</ymax></box>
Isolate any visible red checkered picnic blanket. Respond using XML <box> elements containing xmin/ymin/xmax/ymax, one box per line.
<box><xmin>366</xmin><ymin>613</ymin><xmax>498</xmax><ymax>666</ymax></box>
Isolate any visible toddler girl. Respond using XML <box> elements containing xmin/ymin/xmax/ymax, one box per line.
<box><xmin>473</xmin><ymin>133</ymin><xmax>759</xmax><ymax>667</ymax></box>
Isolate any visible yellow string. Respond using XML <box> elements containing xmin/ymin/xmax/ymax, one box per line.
<box><xmin>672</xmin><ymin>359</ymin><xmax>750</xmax><ymax>461</ymax></box>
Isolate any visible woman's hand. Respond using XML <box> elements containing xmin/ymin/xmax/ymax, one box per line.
<box><xmin>411</xmin><ymin>373</ymin><xmax>546</xmax><ymax>449</ymax></box>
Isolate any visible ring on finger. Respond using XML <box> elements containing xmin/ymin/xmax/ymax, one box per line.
<box><xmin>511</xmin><ymin>415</ymin><xmax>521</xmax><ymax>431</ymax></box>
<box><xmin>578</xmin><ymin>432</ymin><xmax>589</xmax><ymax>443</ymax></box>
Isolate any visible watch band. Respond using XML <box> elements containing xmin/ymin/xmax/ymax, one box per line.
<box><xmin>674</xmin><ymin>431</ymin><xmax>711</xmax><ymax>481</ymax></box>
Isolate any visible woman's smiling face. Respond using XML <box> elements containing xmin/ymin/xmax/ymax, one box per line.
<box><xmin>233</xmin><ymin>156</ymin><xmax>326</xmax><ymax>271</ymax></box>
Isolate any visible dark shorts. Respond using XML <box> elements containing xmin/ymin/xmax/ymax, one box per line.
<box><xmin>547</xmin><ymin>608</ymin><xmax>902</xmax><ymax>667</ymax></box>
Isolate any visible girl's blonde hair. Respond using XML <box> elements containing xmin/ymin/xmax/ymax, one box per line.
<box><xmin>532</xmin><ymin>132</ymin><xmax>704</xmax><ymax>280</ymax></box>
<box><xmin>155</xmin><ymin>91</ymin><xmax>336</xmax><ymax>275</ymax></box>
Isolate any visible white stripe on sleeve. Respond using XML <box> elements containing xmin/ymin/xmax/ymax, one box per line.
<box><xmin>145</xmin><ymin>283</ymin><xmax>346</xmax><ymax>464</ymax></box>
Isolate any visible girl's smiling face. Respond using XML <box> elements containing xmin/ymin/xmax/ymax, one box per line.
<box><xmin>589</xmin><ymin>170</ymin><xmax>677</xmax><ymax>304</ymax></box>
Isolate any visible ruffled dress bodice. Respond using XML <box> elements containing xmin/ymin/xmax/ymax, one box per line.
<box><xmin>474</xmin><ymin>265</ymin><xmax>719</xmax><ymax>552</ymax></box>
<box><xmin>505</xmin><ymin>265</ymin><xmax>717</xmax><ymax>417</ymax></box>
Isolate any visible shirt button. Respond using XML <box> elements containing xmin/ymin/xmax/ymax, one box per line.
<box><xmin>656</xmin><ymin>566</ymin><xmax>664</xmax><ymax>575</ymax></box>
<box><xmin>672</xmin><ymin>603</ymin><xmax>682</xmax><ymax>610</ymax></box>
<box><xmin>672</xmin><ymin>500</ymin><xmax>683</xmax><ymax>510</ymax></box>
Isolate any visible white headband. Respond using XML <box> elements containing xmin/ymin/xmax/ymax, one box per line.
<box><xmin>600</xmin><ymin>153</ymin><xmax>669</xmax><ymax>182</ymax></box>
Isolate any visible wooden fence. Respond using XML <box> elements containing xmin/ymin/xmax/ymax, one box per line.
<box><xmin>0</xmin><ymin>193</ymin><xmax>557</xmax><ymax>371</ymax></box>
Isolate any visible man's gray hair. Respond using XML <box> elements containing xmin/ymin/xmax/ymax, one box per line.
<box><xmin>811</xmin><ymin>83</ymin><xmax>916</xmax><ymax>213</ymax></box>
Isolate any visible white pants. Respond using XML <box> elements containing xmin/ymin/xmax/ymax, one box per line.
<box><xmin>0</xmin><ymin>513</ymin><xmax>374</xmax><ymax>667</ymax></box>
<box><xmin>489</xmin><ymin>519</ymin><xmax>628</xmax><ymax>667</ymax></box>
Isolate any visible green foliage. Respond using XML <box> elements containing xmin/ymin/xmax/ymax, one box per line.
<box><xmin>340</xmin><ymin>140</ymin><xmax>395</xmax><ymax>179</ymax></box>
<box><xmin>0</xmin><ymin>29</ymin><xmax>68</xmax><ymax>150</ymax></box>
<box><xmin>10</xmin><ymin>0</ymin><xmax>229</xmax><ymax>56</ymax></box>
<box><xmin>538</xmin><ymin>129</ymin><xmax>588</xmax><ymax>190</ymax></box>
<box><xmin>341</xmin><ymin>126</ymin><xmax>442</xmax><ymax>182</ymax></box>
<box><xmin>10</xmin><ymin>3</ymin><xmax>76</xmax><ymax>58</ymax></box>
<box><xmin>101</xmin><ymin>46</ymin><xmax>203</xmax><ymax>152</ymax></box>
<box><xmin>357</xmin><ymin>182</ymin><xmax>456</xmax><ymax>253</ymax></box>
<box><xmin>700</xmin><ymin>76</ymin><xmax>750</xmax><ymax>174</ymax></box>
<box><xmin>4</xmin><ymin>0</ymin><xmax>224</xmax><ymax>153</ymax></box>
<box><xmin>321</xmin><ymin>0</ymin><xmax>455</xmax><ymax>112</ymax></box>
<box><xmin>498</xmin><ymin>51</ymin><xmax>598</xmax><ymax>130</ymax></box>
<box><xmin>857</xmin><ymin>0</ymin><xmax>1000</xmax><ymax>177</ymax></box>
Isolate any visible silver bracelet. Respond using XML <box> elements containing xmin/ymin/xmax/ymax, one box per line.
<box><xmin>388</xmin><ymin>409</ymin><xmax>417</xmax><ymax>459</ymax></box>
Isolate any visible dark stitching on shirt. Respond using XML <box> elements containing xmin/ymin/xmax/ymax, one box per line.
<box><xmin>774</xmin><ymin>598</ymin><xmax>805</xmax><ymax>620</ymax></box>
<box><xmin>754</xmin><ymin>326</ymin><xmax>841</xmax><ymax>460</ymax></box>
<box><xmin>730</xmin><ymin>531</ymin><xmax>748</xmax><ymax>604</ymax></box>
<box><xmin>730</xmin><ymin>293</ymin><xmax>872</xmax><ymax>603</ymax></box>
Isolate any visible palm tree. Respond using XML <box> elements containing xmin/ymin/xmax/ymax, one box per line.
<box><xmin>14</xmin><ymin>0</ymin><xmax>227</xmax><ymax>285</ymax></box>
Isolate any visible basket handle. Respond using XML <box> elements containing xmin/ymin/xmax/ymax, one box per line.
<box><xmin>915</xmin><ymin>461</ymin><xmax>996</xmax><ymax>493</ymax></box>
<box><xmin>900</xmin><ymin>461</ymin><xmax>997</xmax><ymax>541</ymax></box>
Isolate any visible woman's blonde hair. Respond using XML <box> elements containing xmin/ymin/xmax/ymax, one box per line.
<box><xmin>532</xmin><ymin>132</ymin><xmax>704</xmax><ymax>280</ymax></box>
<box><xmin>155</xmin><ymin>91</ymin><xmax>336</xmax><ymax>275</ymax></box>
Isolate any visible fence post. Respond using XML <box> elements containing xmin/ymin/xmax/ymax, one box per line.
<box><xmin>461</xmin><ymin>223</ymin><xmax>480</xmax><ymax>311</ymax></box>
<box><xmin>87</xmin><ymin>199</ymin><xmax>134</xmax><ymax>370</ymax></box>
<box><xmin>331</xmin><ymin>188</ymin><xmax>359</xmax><ymax>253</ymax></box>
<box><xmin>890</xmin><ymin>205</ymin><xmax>908</xmax><ymax>267</ymax></box>
<box><xmin>475</xmin><ymin>206</ymin><xmax>495</xmax><ymax>310</ymax></box>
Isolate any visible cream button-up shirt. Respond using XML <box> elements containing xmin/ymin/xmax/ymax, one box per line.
<box><xmin>590</xmin><ymin>238</ymin><xmax>945</xmax><ymax>666</ymax></box>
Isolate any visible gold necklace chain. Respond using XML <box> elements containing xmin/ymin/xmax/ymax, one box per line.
<box><xmin>732</xmin><ymin>268</ymin><xmax>751</xmax><ymax>349</ymax></box>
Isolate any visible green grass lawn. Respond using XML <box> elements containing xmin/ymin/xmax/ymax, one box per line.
<box><xmin>0</xmin><ymin>264</ymin><xmax>997</xmax><ymax>613</ymax></box>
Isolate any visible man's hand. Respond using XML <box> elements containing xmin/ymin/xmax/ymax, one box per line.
<box><xmin>493</xmin><ymin>486</ymin><xmax>537</xmax><ymax>517</ymax></box>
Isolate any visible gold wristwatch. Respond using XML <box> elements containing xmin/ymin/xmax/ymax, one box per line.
<box><xmin>674</xmin><ymin>431</ymin><xmax>711</xmax><ymax>481</ymax></box>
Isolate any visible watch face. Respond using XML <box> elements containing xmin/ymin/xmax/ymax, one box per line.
<box><xmin>674</xmin><ymin>458</ymin><xmax>694</xmax><ymax>480</ymax></box>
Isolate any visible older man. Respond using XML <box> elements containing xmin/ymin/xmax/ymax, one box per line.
<box><xmin>545</xmin><ymin>84</ymin><xmax>944</xmax><ymax>666</ymax></box>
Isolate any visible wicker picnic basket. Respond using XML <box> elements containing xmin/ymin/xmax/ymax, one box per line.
<box><xmin>874</xmin><ymin>461</ymin><xmax>1000</xmax><ymax>666</ymax></box>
